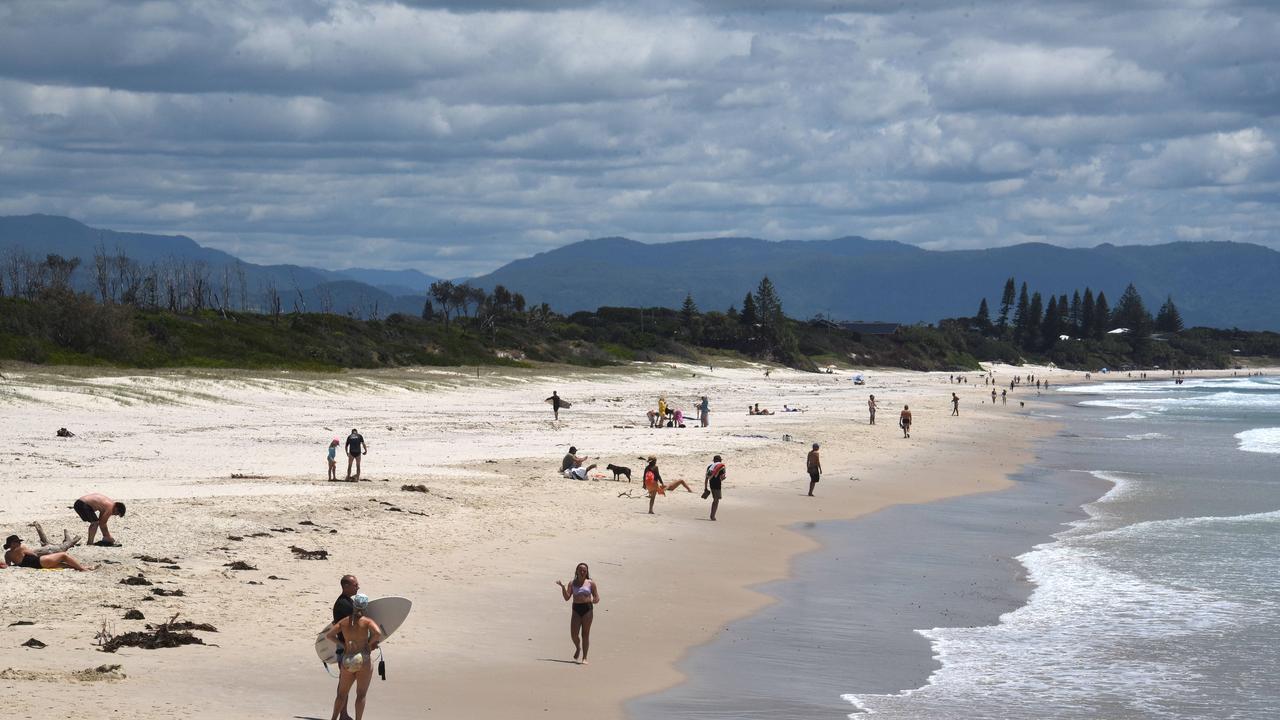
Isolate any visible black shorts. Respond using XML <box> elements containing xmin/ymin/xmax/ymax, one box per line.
<box><xmin>572</xmin><ymin>602</ymin><xmax>593</xmax><ymax>617</ymax></box>
<box><xmin>73</xmin><ymin>499</ymin><xmax>99</xmax><ymax>523</ymax></box>
<box><xmin>709</xmin><ymin>478</ymin><xmax>723</xmax><ymax>499</ymax></box>
<box><xmin>808</xmin><ymin>470</ymin><xmax>820</xmax><ymax>483</ymax></box>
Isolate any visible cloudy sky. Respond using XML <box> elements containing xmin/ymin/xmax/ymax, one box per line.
<box><xmin>1</xmin><ymin>0</ymin><xmax>1277</xmax><ymax>277</ymax></box>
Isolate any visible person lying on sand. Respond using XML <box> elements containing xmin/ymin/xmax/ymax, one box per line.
<box><xmin>753</xmin><ymin>403</ymin><xmax>774</xmax><ymax>415</ymax></box>
<box><xmin>564</xmin><ymin>463</ymin><xmax>598</xmax><ymax>481</ymax></box>
<box><xmin>73</xmin><ymin>493</ymin><xmax>125</xmax><ymax>546</ymax></box>
<box><xmin>4</xmin><ymin>535</ymin><xmax>89</xmax><ymax>571</ymax></box>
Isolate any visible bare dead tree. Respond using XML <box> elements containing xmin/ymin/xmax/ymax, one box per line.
<box><xmin>93</xmin><ymin>242</ymin><xmax>112</xmax><ymax>303</ymax></box>
<box><xmin>289</xmin><ymin>271</ymin><xmax>306</xmax><ymax>314</ymax></box>
<box><xmin>263</xmin><ymin>279</ymin><xmax>282</xmax><ymax>321</ymax></box>
<box><xmin>318</xmin><ymin>284</ymin><xmax>334</xmax><ymax>314</ymax></box>
<box><xmin>234</xmin><ymin>261</ymin><xmax>248</xmax><ymax>311</ymax></box>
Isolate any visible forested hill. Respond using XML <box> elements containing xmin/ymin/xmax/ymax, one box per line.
<box><xmin>470</xmin><ymin>236</ymin><xmax>1280</xmax><ymax>331</ymax></box>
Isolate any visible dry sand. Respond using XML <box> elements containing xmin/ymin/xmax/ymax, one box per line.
<box><xmin>0</xmin><ymin>361</ymin><xmax>1222</xmax><ymax>718</ymax></box>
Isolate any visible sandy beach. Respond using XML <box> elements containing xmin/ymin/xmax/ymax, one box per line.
<box><xmin>0</xmin><ymin>360</ymin><xmax>1226</xmax><ymax>718</ymax></box>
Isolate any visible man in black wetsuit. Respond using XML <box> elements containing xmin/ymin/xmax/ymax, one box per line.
<box><xmin>332</xmin><ymin>574</ymin><xmax>360</xmax><ymax>720</ymax></box>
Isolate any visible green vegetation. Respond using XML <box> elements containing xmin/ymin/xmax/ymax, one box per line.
<box><xmin>3</xmin><ymin>270</ymin><xmax>1276</xmax><ymax>373</ymax></box>
<box><xmin>955</xmin><ymin>278</ymin><xmax>1280</xmax><ymax>370</ymax></box>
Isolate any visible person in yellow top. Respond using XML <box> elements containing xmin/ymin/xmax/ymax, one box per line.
<box><xmin>658</xmin><ymin>397</ymin><xmax>667</xmax><ymax>420</ymax></box>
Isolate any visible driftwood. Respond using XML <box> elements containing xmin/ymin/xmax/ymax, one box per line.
<box><xmin>289</xmin><ymin>545</ymin><xmax>328</xmax><ymax>560</ymax></box>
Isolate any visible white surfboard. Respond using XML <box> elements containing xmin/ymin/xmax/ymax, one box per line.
<box><xmin>315</xmin><ymin>596</ymin><xmax>413</xmax><ymax>665</ymax></box>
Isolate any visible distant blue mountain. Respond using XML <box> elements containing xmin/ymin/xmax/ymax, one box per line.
<box><xmin>0</xmin><ymin>214</ymin><xmax>429</xmax><ymax>317</ymax></box>
<box><xmin>470</xmin><ymin>235</ymin><xmax>1280</xmax><ymax>331</ymax></box>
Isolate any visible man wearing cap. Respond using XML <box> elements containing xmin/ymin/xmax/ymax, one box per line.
<box><xmin>560</xmin><ymin>446</ymin><xmax>586</xmax><ymax>473</ymax></box>
<box><xmin>73</xmin><ymin>492</ymin><xmax>125</xmax><ymax>547</ymax></box>
<box><xmin>806</xmin><ymin>443</ymin><xmax>822</xmax><ymax>497</ymax></box>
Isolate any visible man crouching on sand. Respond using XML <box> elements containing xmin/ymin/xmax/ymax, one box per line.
<box><xmin>73</xmin><ymin>493</ymin><xmax>125</xmax><ymax>547</ymax></box>
<box><xmin>326</xmin><ymin>594</ymin><xmax>382</xmax><ymax>720</ymax></box>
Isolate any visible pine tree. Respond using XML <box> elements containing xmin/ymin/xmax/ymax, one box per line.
<box><xmin>1081</xmin><ymin>288</ymin><xmax>1095</xmax><ymax>339</ymax></box>
<box><xmin>975</xmin><ymin>298</ymin><xmax>992</xmax><ymax>334</ymax></box>
<box><xmin>1025</xmin><ymin>292</ymin><xmax>1044</xmax><ymax>350</ymax></box>
<box><xmin>680</xmin><ymin>293</ymin><xmax>700</xmax><ymax>340</ymax></box>
<box><xmin>1042</xmin><ymin>295</ymin><xmax>1060</xmax><ymax>347</ymax></box>
<box><xmin>1069</xmin><ymin>290</ymin><xmax>1082</xmax><ymax>336</ymax></box>
<box><xmin>1155</xmin><ymin>296</ymin><xmax>1184</xmax><ymax>332</ymax></box>
<box><xmin>997</xmin><ymin>277</ymin><xmax>1016</xmax><ymax>336</ymax></box>
<box><xmin>1111</xmin><ymin>284</ymin><xmax>1153</xmax><ymax>336</ymax></box>
<box><xmin>1058</xmin><ymin>294</ymin><xmax>1070</xmax><ymax>330</ymax></box>
<box><xmin>1093</xmin><ymin>291</ymin><xmax>1110</xmax><ymax>339</ymax></box>
<box><xmin>421</xmin><ymin>299</ymin><xmax>434</xmax><ymax>321</ymax></box>
<box><xmin>1012</xmin><ymin>282</ymin><xmax>1031</xmax><ymax>345</ymax></box>
<box><xmin>754</xmin><ymin>277</ymin><xmax>784</xmax><ymax>326</ymax></box>
<box><xmin>740</xmin><ymin>292</ymin><xmax>758</xmax><ymax>330</ymax></box>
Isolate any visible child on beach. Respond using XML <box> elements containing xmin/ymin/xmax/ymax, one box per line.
<box><xmin>328</xmin><ymin>438</ymin><xmax>339</xmax><ymax>481</ymax></box>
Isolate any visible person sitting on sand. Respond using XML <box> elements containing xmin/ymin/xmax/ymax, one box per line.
<box><xmin>73</xmin><ymin>493</ymin><xmax>125</xmax><ymax>547</ymax></box>
<box><xmin>327</xmin><ymin>438</ymin><xmax>340</xmax><ymax>481</ymax></box>
<box><xmin>899</xmin><ymin>405</ymin><xmax>912</xmax><ymax>438</ymax></box>
<box><xmin>753</xmin><ymin>403</ymin><xmax>774</xmax><ymax>415</ymax></box>
<box><xmin>644</xmin><ymin>457</ymin><xmax>666</xmax><ymax>514</ymax></box>
<box><xmin>325</xmin><ymin>594</ymin><xmax>382</xmax><ymax>720</ymax></box>
<box><xmin>561</xmin><ymin>446</ymin><xmax>586</xmax><ymax>472</ymax></box>
<box><xmin>556</xmin><ymin>562</ymin><xmax>600</xmax><ymax>664</ymax></box>
<box><xmin>4</xmin><ymin>534</ymin><xmax>89</xmax><ymax>571</ymax></box>
<box><xmin>748</xmin><ymin>405</ymin><xmax>756</xmax><ymax>415</ymax></box>
<box><xmin>345</xmin><ymin>429</ymin><xmax>367</xmax><ymax>481</ymax></box>
<box><xmin>564</xmin><ymin>463</ymin><xmax>598</xmax><ymax>481</ymax></box>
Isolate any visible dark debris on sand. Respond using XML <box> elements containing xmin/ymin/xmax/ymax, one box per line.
<box><xmin>223</xmin><ymin>561</ymin><xmax>257</xmax><ymax>571</ymax></box>
<box><xmin>119</xmin><ymin>574</ymin><xmax>152</xmax><ymax>586</ymax></box>
<box><xmin>289</xmin><ymin>546</ymin><xmax>328</xmax><ymax>560</ymax></box>
<box><xmin>100</xmin><ymin>615</ymin><xmax>211</xmax><ymax>653</ymax></box>
<box><xmin>22</xmin><ymin>638</ymin><xmax>46</xmax><ymax>649</ymax></box>
<box><xmin>123</xmin><ymin>609</ymin><xmax>145</xmax><ymax>620</ymax></box>
<box><xmin>151</xmin><ymin>588</ymin><xmax>185</xmax><ymax>597</ymax></box>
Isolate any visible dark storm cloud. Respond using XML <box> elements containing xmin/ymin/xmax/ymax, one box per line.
<box><xmin>0</xmin><ymin>0</ymin><xmax>1277</xmax><ymax>276</ymax></box>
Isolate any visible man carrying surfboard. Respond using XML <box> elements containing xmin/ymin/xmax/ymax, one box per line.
<box><xmin>326</xmin><ymin>594</ymin><xmax>382</xmax><ymax>720</ymax></box>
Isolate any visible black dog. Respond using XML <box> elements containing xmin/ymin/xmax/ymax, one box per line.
<box><xmin>606</xmin><ymin>464</ymin><xmax>632</xmax><ymax>482</ymax></box>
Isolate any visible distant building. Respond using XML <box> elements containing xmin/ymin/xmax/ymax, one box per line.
<box><xmin>838</xmin><ymin>321</ymin><xmax>901</xmax><ymax>335</ymax></box>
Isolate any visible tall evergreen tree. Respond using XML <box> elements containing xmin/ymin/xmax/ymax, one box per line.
<box><xmin>975</xmin><ymin>298</ymin><xmax>992</xmax><ymax>334</ymax></box>
<box><xmin>1081</xmin><ymin>288</ymin><xmax>1095</xmax><ymax>339</ymax></box>
<box><xmin>1069</xmin><ymin>290</ymin><xmax>1082</xmax><ymax>336</ymax></box>
<box><xmin>740</xmin><ymin>292</ymin><xmax>758</xmax><ymax>329</ymax></box>
<box><xmin>1111</xmin><ymin>284</ymin><xmax>1153</xmax><ymax>336</ymax></box>
<box><xmin>680</xmin><ymin>293</ymin><xmax>700</xmax><ymax>339</ymax></box>
<box><xmin>1058</xmin><ymin>294</ymin><xmax>1070</xmax><ymax>330</ymax></box>
<box><xmin>997</xmin><ymin>277</ymin><xmax>1016</xmax><ymax>336</ymax></box>
<box><xmin>1025</xmin><ymin>291</ymin><xmax>1044</xmax><ymax>350</ymax></box>
<box><xmin>1012</xmin><ymin>282</ymin><xmax>1031</xmax><ymax>345</ymax></box>
<box><xmin>1155</xmin><ymin>296</ymin><xmax>1184</xmax><ymax>332</ymax></box>
<box><xmin>1093</xmin><ymin>291</ymin><xmax>1110</xmax><ymax>339</ymax></box>
<box><xmin>1042</xmin><ymin>295</ymin><xmax>1060</xmax><ymax>347</ymax></box>
<box><xmin>754</xmin><ymin>277</ymin><xmax>784</xmax><ymax>326</ymax></box>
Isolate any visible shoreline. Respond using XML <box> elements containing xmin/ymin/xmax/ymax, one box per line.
<box><xmin>0</xmin><ymin>363</ymin><xmax>1269</xmax><ymax>718</ymax></box>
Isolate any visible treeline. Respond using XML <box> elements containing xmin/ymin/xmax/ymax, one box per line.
<box><xmin>956</xmin><ymin>277</ymin><xmax>1278</xmax><ymax>369</ymax></box>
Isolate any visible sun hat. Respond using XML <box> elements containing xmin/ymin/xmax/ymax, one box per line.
<box><xmin>4</xmin><ymin>535</ymin><xmax>20</xmax><ymax>548</ymax></box>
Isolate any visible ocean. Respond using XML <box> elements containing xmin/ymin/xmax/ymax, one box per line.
<box><xmin>631</xmin><ymin>375</ymin><xmax>1280</xmax><ymax>719</ymax></box>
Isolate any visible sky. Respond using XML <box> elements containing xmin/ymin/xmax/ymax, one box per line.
<box><xmin>0</xmin><ymin>0</ymin><xmax>1277</xmax><ymax>278</ymax></box>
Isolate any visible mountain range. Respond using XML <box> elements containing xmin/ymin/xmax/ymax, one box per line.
<box><xmin>3</xmin><ymin>214</ymin><xmax>1279</xmax><ymax>330</ymax></box>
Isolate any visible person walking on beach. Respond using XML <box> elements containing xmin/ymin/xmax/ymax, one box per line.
<box><xmin>1001</xmin><ymin>389</ymin><xmax>1007</xmax><ymax>404</ymax></box>
<box><xmin>547</xmin><ymin>391</ymin><xmax>563</xmax><ymax>421</ymax></box>
<box><xmin>899</xmin><ymin>406</ymin><xmax>912</xmax><ymax>438</ymax></box>
<box><xmin>331</xmin><ymin>574</ymin><xmax>360</xmax><ymax>720</ymax></box>
<box><xmin>699</xmin><ymin>396</ymin><xmax>710</xmax><ymax>427</ymax></box>
<box><xmin>345</xmin><ymin>429</ymin><xmax>367</xmax><ymax>481</ymax></box>
<box><xmin>325</xmin><ymin>594</ymin><xmax>382</xmax><ymax>720</ymax></box>
<box><xmin>806</xmin><ymin>443</ymin><xmax>822</xmax><ymax>496</ymax></box>
<box><xmin>73</xmin><ymin>493</ymin><xmax>125</xmax><ymax>547</ymax></box>
<box><xmin>556</xmin><ymin>563</ymin><xmax>600</xmax><ymax>664</ymax></box>
<box><xmin>644</xmin><ymin>456</ymin><xmax>666</xmax><ymax>514</ymax></box>
<box><xmin>704</xmin><ymin>455</ymin><xmax>726</xmax><ymax>521</ymax></box>
<box><xmin>951</xmin><ymin>392</ymin><xmax>960</xmax><ymax>416</ymax></box>
<box><xmin>991</xmin><ymin>389</ymin><xmax>997</xmax><ymax>404</ymax></box>
<box><xmin>868</xmin><ymin>394</ymin><xmax>877</xmax><ymax>424</ymax></box>
<box><xmin>327</xmin><ymin>438</ymin><xmax>340</xmax><ymax>481</ymax></box>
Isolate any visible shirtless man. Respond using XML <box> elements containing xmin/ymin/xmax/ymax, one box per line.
<box><xmin>868</xmin><ymin>394</ymin><xmax>878</xmax><ymax>424</ymax></box>
<box><xmin>73</xmin><ymin>493</ymin><xmax>126</xmax><ymax>546</ymax></box>
<box><xmin>900</xmin><ymin>405</ymin><xmax>913</xmax><ymax>438</ymax></box>
<box><xmin>325</xmin><ymin>594</ymin><xmax>383</xmax><ymax>720</ymax></box>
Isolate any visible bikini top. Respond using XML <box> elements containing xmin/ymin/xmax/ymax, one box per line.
<box><xmin>572</xmin><ymin>581</ymin><xmax>593</xmax><ymax>600</ymax></box>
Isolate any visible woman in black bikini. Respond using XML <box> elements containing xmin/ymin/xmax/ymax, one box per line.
<box><xmin>556</xmin><ymin>562</ymin><xmax>600</xmax><ymax>664</ymax></box>
<box><xmin>3</xmin><ymin>535</ymin><xmax>89</xmax><ymax>571</ymax></box>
